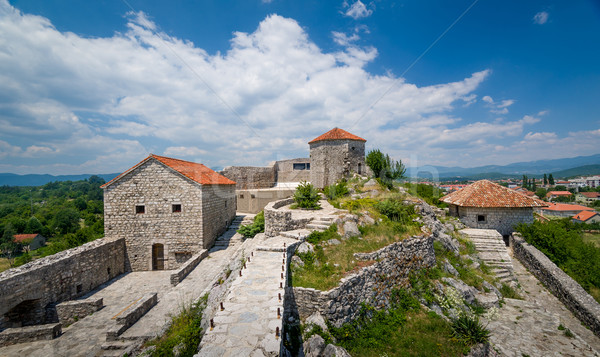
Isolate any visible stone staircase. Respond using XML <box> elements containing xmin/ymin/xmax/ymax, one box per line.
<box><xmin>305</xmin><ymin>216</ymin><xmax>336</xmax><ymax>231</ymax></box>
<box><xmin>213</xmin><ymin>215</ymin><xmax>254</xmax><ymax>248</ymax></box>
<box><xmin>460</xmin><ymin>229</ymin><xmax>517</xmax><ymax>285</ymax></box>
<box><xmin>100</xmin><ymin>340</ymin><xmax>139</xmax><ymax>357</ymax></box>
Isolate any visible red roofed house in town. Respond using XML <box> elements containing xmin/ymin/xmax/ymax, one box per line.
<box><xmin>546</xmin><ymin>191</ymin><xmax>572</xmax><ymax>201</ymax></box>
<box><xmin>102</xmin><ymin>154</ymin><xmax>237</xmax><ymax>271</ymax></box>
<box><xmin>13</xmin><ymin>233</ymin><xmax>46</xmax><ymax>250</ymax></box>
<box><xmin>572</xmin><ymin>210</ymin><xmax>600</xmax><ymax>224</ymax></box>
<box><xmin>309</xmin><ymin>128</ymin><xmax>368</xmax><ymax>188</ymax></box>
<box><xmin>576</xmin><ymin>191</ymin><xmax>600</xmax><ymax>204</ymax></box>
<box><xmin>441</xmin><ymin>180</ymin><xmax>548</xmax><ymax>235</ymax></box>
<box><xmin>537</xmin><ymin>202</ymin><xmax>595</xmax><ymax>218</ymax></box>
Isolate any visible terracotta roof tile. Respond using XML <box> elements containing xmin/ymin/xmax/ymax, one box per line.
<box><xmin>580</xmin><ymin>192</ymin><xmax>600</xmax><ymax>198</ymax></box>
<box><xmin>440</xmin><ymin>180</ymin><xmax>548</xmax><ymax>208</ymax></box>
<box><xmin>308</xmin><ymin>128</ymin><xmax>366</xmax><ymax>144</ymax></box>
<box><xmin>101</xmin><ymin>154</ymin><xmax>236</xmax><ymax>188</ymax></box>
<box><xmin>13</xmin><ymin>234</ymin><xmax>39</xmax><ymax>243</ymax></box>
<box><xmin>572</xmin><ymin>210</ymin><xmax>599</xmax><ymax>222</ymax></box>
<box><xmin>541</xmin><ymin>203</ymin><xmax>595</xmax><ymax>212</ymax></box>
<box><xmin>546</xmin><ymin>191</ymin><xmax>571</xmax><ymax>196</ymax></box>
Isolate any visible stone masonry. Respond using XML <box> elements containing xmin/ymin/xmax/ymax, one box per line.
<box><xmin>309</xmin><ymin>139</ymin><xmax>365</xmax><ymax>189</ymax></box>
<box><xmin>0</xmin><ymin>237</ymin><xmax>125</xmax><ymax>330</ymax></box>
<box><xmin>104</xmin><ymin>158</ymin><xmax>236</xmax><ymax>271</ymax></box>
<box><xmin>220</xmin><ymin>165</ymin><xmax>276</xmax><ymax>189</ymax></box>
<box><xmin>452</xmin><ymin>206</ymin><xmax>534</xmax><ymax>236</ymax></box>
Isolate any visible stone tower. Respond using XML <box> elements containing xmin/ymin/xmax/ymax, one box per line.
<box><xmin>309</xmin><ymin>128</ymin><xmax>366</xmax><ymax>189</ymax></box>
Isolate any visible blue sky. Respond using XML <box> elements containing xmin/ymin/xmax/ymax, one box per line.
<box><xmin>1</xmin><ymin>0</ymin><xmax>599</xmax><ymax>174</ymax></box>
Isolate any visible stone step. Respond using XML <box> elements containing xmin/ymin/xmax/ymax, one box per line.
<box><xmin>280</xmin><ymin>229</ymin><xmax>312</xmax><ymax>240</ymax></box>
<box><xmin>306</xmin><ymin>223</ymin><xmax>328</xmax><ymax>231</ymax></box>
<box><xmin>101</xmin><ymin>341</ymin><xmax>134</xmax><ymax>350</ymax></box>
<box><xmin>318</xmin><ymin>216</ymin><xmax>336</xmax><ymax>222</ymax></box>
<box><xmin>99</xmin><ymin>344</ymin><xmax>136</xmax><ymax>357</ymax></box>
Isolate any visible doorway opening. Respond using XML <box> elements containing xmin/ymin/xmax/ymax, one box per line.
<box><xmin>152</xmin><ymin>243</ymin><xmax>165</xmax><ymax>270</ymax></box>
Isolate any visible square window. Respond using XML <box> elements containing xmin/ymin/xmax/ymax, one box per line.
<box><xmin>136</xmin><ymin>205</ymin><xmax>145</xmax><ymax>214</ymax></box>
<box><xmin>477</xmin><ymin>215</ymin><xmax>486</xmax><ymax>222</ymax></box>
<box><xmin>172</xmin><ymin>204</ymin><xmax>182</xmax><ymax>213</ymax></box>
<box><xmin>306</xmin><ymin>163</ymin><xmax>310</xmax><ymax>170</ymax></box>
<box><xmin>239</xmin><ymin>194</ymin><xmax>244</xmax><ymax>199</ymax></box>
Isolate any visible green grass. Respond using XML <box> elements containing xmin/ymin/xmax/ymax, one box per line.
<box><xmin>582</xmin><ymin>232</ymin><xmax>600</xmax><ymax>248</ymax></box>
<box><xmin>145</xmin><ymin>295</ymin><xmax>208</xmax><ymax>356</ymax></box>
<box><xmin>0</xmin><ymin>257</ymin><xmax>11</xmax><ymax>273</ymax></box>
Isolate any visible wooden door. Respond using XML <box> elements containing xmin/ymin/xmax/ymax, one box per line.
<box><xmin>152</xmin><ymin>244</ymin><xmax>164</xmax><ymax>270</ymax></box>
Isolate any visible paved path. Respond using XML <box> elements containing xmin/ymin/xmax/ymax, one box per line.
<box><xmin>484</xmin><ymin>256</ymin><xmax>600</xmax><ymax>356</ymax></box>
<box><xmin>198</xmin><ymin>235</ymin><xmax>297</xmax><ymax>357</ymax></box>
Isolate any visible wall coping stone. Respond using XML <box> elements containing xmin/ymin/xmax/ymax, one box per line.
<box><xmin>0</xmin><ymin>323</ymin><xmax>61</xmax><ymax>347</ymax></box>
<box><xmin>170</xmin><ymin>249</ymin><xmax>209</xmax><ymax>286</ymax></box>
<box><xmin>106</xmin><ymin>292</ymin><xmax>158</xmax><ymax>341</ymax></box>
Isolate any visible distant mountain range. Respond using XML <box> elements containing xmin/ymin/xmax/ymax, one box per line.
<box><xmin>410</xmin><ymin>153</ymin><xmax>600</xmax><ymax>180</ymax></box>
<box><xmin>1</xmin><ymin>153</ymin><xmax>599</xmax><ymax>186</ymax></box>
<box><xmin>0</xmin><ymin>173</ymin><xmax>119</xmax><ymax>187</ymax></box>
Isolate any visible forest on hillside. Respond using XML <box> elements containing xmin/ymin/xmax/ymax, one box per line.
<box><xmin>0</xmin><ymin>176</ymin><xmax>105</xmax><ymax>271</ymax></box>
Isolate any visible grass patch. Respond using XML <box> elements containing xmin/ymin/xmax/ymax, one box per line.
<box><xmin>582</xmin><ymin>232</ymin><xmax>600</xmax><ymax>248</ymax></box>
<box><xmin>499</xmin><ymin>283</ymin><xmax>522</xmax><ymax>300</ymax></box>
<box><xmin>145</xmin><ymin>295</ymin><xmax>208</xmax><ymax>356</ymax></box>
<box><xmin>0</xmin><ymin>257</ymin><xmax>10</xmax><ymax>273</ymax></box>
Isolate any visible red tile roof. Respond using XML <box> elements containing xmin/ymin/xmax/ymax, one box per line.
<box><xmin>13</xmin><ymin>234</ymin><xmax>40</xmax><ymax>243</ymax></box>
<box><xmin>572</xmin><ymin>210</ymin><xmax>599</xmax><ymax>222</ymax></box>
<box><xmin>546</xmin><ymin>191</ymin><xmax>572</xmax><ymax>196</ymax></box>
<box><xmin>440</xmin><ymin>180</ymin><xmax>548</xmax><ymax>208</ymax></box>
<box><xmin>580</xmin><ymin>192</ymin><xmax>600</xmax><ymax>198</ymax></box>
<box><xmin>541</xmin><ymin>203</ymin><xmax>595</xmax><ymax>212</ymax></box>
<box><xmin>308</xmin><ymin>128</ymin><xmax>366</xmax><ymax>144</ymax></box>
<box><xmin>101</xmin><ymin>154</ymin><xmax>236</xmax><ymax>188</ymax></box>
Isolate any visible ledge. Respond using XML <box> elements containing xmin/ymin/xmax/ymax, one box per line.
<box><xmin>0</xmin><ymin>323</ymin><xmax>61</xmax><ymax>347</ymax></box>
<box><xmin>170</xmin><ymin>250</ymin><xmax>208</xmax><ymax>286</ymax></box>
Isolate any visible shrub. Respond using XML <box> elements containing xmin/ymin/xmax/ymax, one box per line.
<box><xmin>293</xmin><ymin>181</ymin><xmax>321</xmax><ymax>210</ymax></box>
<box><xmin>323</xmin><ymin>181</ymin><xmax>349</xmax><ymax>200</ymax></box>
<box><xmin>365</xmin><ymin>149</ymin><xmax>406</xmax><ymax>189</ymax></box>
<box><xmin>374</xmin><ymin>199</ymin><xmax>415</xmax><ymax>223</ymax></box>
<box><xmin>450</xmin><ymin>314</ymin><xmax>490</xmax><ymax>345</ymax></box>
<box><xmin>237</xmin><ymin>211</ymin><xmax>264</xmax><ymax>238</ymax></box>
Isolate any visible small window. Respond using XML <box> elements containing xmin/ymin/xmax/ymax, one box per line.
<box><xmin>293</xmin><ymin>163</ymin><xmax>309</xmax><ymax>170</ymax></box>
<box><xmin>477</xmin><ymin>215</ymin><xmax>486</xmax><ymax>222</ymax></box>
<box><xmin>239</xmin><ymin>194</ymin><xmax>244</xmax><ymax>199</ymax></box>
<box><xmin>76</xmin><ymin>284</ymin><xmax>83</xmax><ymax>294</ymax></box>
<box><xmin>251</xmin><ymin>194</ymin><xmax>256</xmax><ymax>199</ymax></box>
<box><xmin>172</xmin><ymin>204</ymin><xmax>182</xmax><ymax>213</ymax></box>
<box><xmin>306</xmin><ymin>163</ymin><xmax>310</xmax><ymax>170</ymax></box>
<box><xmin>136</xmin><ymin>205</ymin><xmax>145</xmax><ymax>214</ymax></box>
<box><xmin>352</xmin><ymin>146</ymin><xmax>355</xmax><ymax>150</ymax></box>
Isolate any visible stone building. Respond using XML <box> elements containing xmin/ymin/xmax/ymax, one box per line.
<box><xmin>102</xmin><ymin>154</ymin><xmax>236</xmax><ymax>271</ymax></box>
<box><xmin>309</xmin><ymin>128</ymin><xmax>367</xmax><ymax>189</ymax></box>
<box><xmin>441</xmin><ymin>180</ymin><xmax>548</xmax><ymax>236</ymax></box>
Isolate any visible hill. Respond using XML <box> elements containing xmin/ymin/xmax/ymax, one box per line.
<box><xmin>552</xmin><ymin>164</ymin><xmax>600</xmax><ymax>179</ymax></box>
<box><xmin>0</xmin><ymin>173</ymin><xmax>119</xmax><ymax>187</ymax></box>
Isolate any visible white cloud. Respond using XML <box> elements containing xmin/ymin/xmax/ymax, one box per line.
<box><xmin>163</xmin><ymin>146</ymin><xmax>208</xmax><ymax>158</ymax></box>
<box><xmin>344</xmin><ymin>1</ymin><xmax>373</xmax><ymax>19</ymax></box>
<box><xmin>481</xmin><ymin>95</ymin><xmax>515</xmax><ymax>114</ymax></box>
<box><xmin>482</xmin><ymin>95</ymin><xmax>493</xmax><ymax>104</ymax></box>
<box><xmin>533</xmin><ymin>11</ymin><xmax>549</xmax><ymax>25</ymax></box>
<box><xmin>332</xmin><ymin>31</ymin><xmax>360</xmax><ymax>46</ymax></box>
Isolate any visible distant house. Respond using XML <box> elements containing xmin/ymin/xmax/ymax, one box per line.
<box><xmin>440</xmin><ymin>184</ymin><xmax>468</xmax><ymax>193</ymax></box>
<box><xmin>572</xmin><ymin>210</ymin><xmax>600</xmax><ymax>224</ymax></box>
<box><xmin>13</xmin><ymin>234</ymin><xmax>46</xmax><ymax>250</ymax></box>
<box><xmin>586</xmin><ymin>176</ymin><xmax>600</xmax><ymax>188</ymax></box>
<box><xmin>440</xmin><ymin>180</ymin><xmax>548</xmax><ymax>236</ymax></box>
<box><xmin>537</xmin><ymin>203</ymin><xmax>595</xmax><ymax>218</ymax></box>
<box><xmin>546</xmin><ymin>191</ymin><xmax>572</xmax><ymax>201</ymax></box>
<box><xmin>102</xmin><ymin>154</ymin><xmax>237</xmax><ymax>271</ymax></box>
<box><xmin>512</xmin><ymin>187</ymin><xmax>536</xmax><ymax>197</ymax></box>
<box><xmin>576</xmin><ymin>192</ymin><xmax>600</xmax><ymax>204</ymax></box>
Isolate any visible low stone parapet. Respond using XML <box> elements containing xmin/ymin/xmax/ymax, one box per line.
<box><xmin>511</xmin><ymin>233</ymin><xmax>600</xmax><ymax>337</ymax></box>
<box><xmin>0</xmin><ymin>323</ymin><xmax>61</xmax><ymax>347</ymax></box>
<box><xmin>170</xmin><ymin>250</ymin><xmax>208</xmax><ymax>286</ymax></box>
<box><xmin>264</xmin><ymin>198</ymin><xmax>313</xmax><ymax>237</ymax></box>
<box><xmin>106</xmin><ymin>293</ymin><xmax>158</xmax><ymax>341</ymax></box>
<box><xmin>56</xmin><ymin>297</ymin><xmax>103</xmax><ymax>326</ymax></box>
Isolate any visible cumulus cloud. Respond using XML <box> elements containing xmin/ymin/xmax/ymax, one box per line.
<box><xmin>1</xmin><ymin>1</ymin><xmax>567</xmax><ymax>173</ymax></box>
<box><xmin>533</xmin><ymin>11</ymin><xmax>549</xmax><ymax>25</ymax></box>
<box><xmin>481</xmin><ymin>95</ymin><xmax>515</xmax><ymax>114</ymax></box>
<box><xmin>343</xmin><ymin>1</ymin><xmax>373</xmax><ymax>19</ymax></box>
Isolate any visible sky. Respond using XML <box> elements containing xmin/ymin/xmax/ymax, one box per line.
<box><xmin>0</xmin><ymin>0</ymin><xmax>599</xmax><ymax>175</ymax></box>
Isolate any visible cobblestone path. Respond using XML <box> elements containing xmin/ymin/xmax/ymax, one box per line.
<box><xmin>198</xmin><ymin>235</ymin><xmax>298</xmax><ymax>357</ymax></box>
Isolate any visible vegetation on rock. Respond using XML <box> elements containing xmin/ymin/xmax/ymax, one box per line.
<box><xmin>237</xmin><ymin>211</ymin><xmax>264</xmax><ymax>238</ymax></box>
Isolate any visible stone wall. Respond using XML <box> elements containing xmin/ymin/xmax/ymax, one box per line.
<box><xmin>56</xmin><ymin>297</ymin><xmax>103</xmax><ymax>326</ymax></box>
<box><xmin>264</xmin><ymin>198</ymin><xmax>313</xmax><ymax>237</ymax></box>
<box><xmin>220</xmin><ymin>165</ymin><xmax>276</xmax><ymax>189</ymax></box>
<box><xmin>510</xmin><ymin>233</ymin><xmax>600</xmax><ymax>338</ymax></box>
<box><xmin>170</xmin><ymin>249</ymin><xmax>209</xmax><ymax>286</ymax></box>
<box><xmin>0</xmin><ymin>323</ymin><xmax>61</xmax><ymax>347</ymax></box>
<box><xmin>104</xmin><ymin>159</ymin><xmax>235</xmax><ymax>271</ymax></box>
<box><xmin>290</xmin><ymin>236</ymin><xmax>435</xmax><ymax>327</ymax></box>
<box><xmin>236</xmin><ymin>188</ymin><xmax>295</xmax><ymax>214</ymax></box>
<box><xmin>454</xmin><ymin>206</ymin><xmax>533</xmax><ymax>236</ymax></box>
<box><xmin>0</xmin><ymin>237</ymin><xmax>125</xmax><ymax>330</ymax></box>
<box><xmin>106</xmin><ymin>292</ymin><xmax>158</xmax><ymax>341</ymax></box>
<box><xmin>309</xmin><ymin>140</ymin><xmax>365</xmax><ymax>189</ymax></box>
<box><xmin>275</xmin><ymin>158</ymin><xmax>311</xmax><ymax>183</ymax></box>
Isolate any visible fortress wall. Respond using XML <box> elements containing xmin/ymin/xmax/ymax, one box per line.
<box><xmin>220</xmin><ymin>166</ymin><xmax>276</xmax><ymax>189</ymax></box>
<box><xmin>0</xmin><ymin>237</ymin><xmax>126</xmax><ymax>330</ymax></box>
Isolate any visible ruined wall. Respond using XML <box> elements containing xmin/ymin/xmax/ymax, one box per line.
<box><xmin>236</xmin><ymin>188</ymin><xmax>295</xmax><ymax>214</ymax></box>
<box><xmin>309</xmin><ymin>140</ymin><xmax>365</xmax><ymax>189</ymax></box>
<box><xmin>455</xmin><ymin>206</ymin><xmax>533</xmax><ymax>236</ymax></box>
<box><xmin>275</xmin><ymin>158</ymin><xmax>311</xmax><ymax>183</ymax></box>
<box><xmin>104</xmin><ymin>160</ymin><xmax>235</xmax><ymax>271</ymax></box>
<box><xmin>220</xmin><ymin>166</ymin><xmax>276</xmax><ymax>189</ymax></box>
<box><xmin>0</xmin><ymin>237</ymin><xmax>125</xmax><ymax>330</ymax></box>
<box><xmin>201</xmin><ymin>184</ymin><xmax>237</xmax><ymax>249</ymax></box>
<box><xmin>511</xmin><ymin>233</ymin><xmax>600</xmax><ymax>338</ymax></box>
<box><xmin>290</xmin><ymin>237</ymin><xmax>435</xmax><ymax>327</ymax></box>
<box><xmin>264</xmin><ymin>198</ymin><xmax>312</xmax><ymax>237</ymax></box>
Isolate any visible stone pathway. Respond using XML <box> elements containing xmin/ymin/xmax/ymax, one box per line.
<box><xmin>460</xmin><ymin>228</ymin><xmax>516</xmax><ymax>285</ymax></box>
<box><xmin>198</xmin><ymin>235</ymin><xmax>298</xmax><ymax>357</ymax></box>
<box><xmin>484</xmin><ymin>256</ymin><xmax>600</xmax><ymax>356</ymax></box>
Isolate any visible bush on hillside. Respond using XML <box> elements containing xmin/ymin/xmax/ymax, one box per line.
<box><xmin>323</xmin><ymin>181</ymin><xmax>349</xmax><ymax>200</ymax></box>
<box><xmin>237</xmin><ymin>211</ymin><xmax>265</xmax><ymax>238</ymax></box>
<box><xmin>293</xmin><ymin>181</ymin><xmax>321</xmax><ymax>210</ymax></box>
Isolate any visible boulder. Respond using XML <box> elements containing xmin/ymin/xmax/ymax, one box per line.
<box><xmin>364</xmin><ymin>179</ymin><xmax>378</xmax><ymax>187</ymax></box>
<box><xmin>474</xmin><ymin>292</ymin><xmax>499</xmax><ymax>308</ymax></box>
<box><xmin>291</xmin><ymin>255</ymin><xmax>304</xmax><ymax>268</ymax></box>
<box><xmin>483</xmin><ymin>281</ymin><xmax>502</xmax><ymax>299</ymax></box>
<box><xmin>296</xmin><ymin>242</ymin><xmax>314</xmax><ymax>254</ymax></box>
<box><xmin>442</xmin><ymin>277</ymin><xmax>478</xmax><ymax>305</ymax></box>
<box><xmin>305</xmin><ymin>311</ymin><xmax>328</xmax><ymax>332</ymax></box>
<box><xmin>342</xmin><ymin>221</ymin><xmax>360</xmax><ymax>239</ymax></box>
<box><xmin>443</xmin><ymin>259</ymin><xmax>459</xmax><ymax>277</ymax></box>
<box><xmin>327</xmin><ymin>239</ymin><xmax>341</xmax><ymax>246</ymax></box>
<box><xmin>303</xmin><ymin>335</ymin><xmax>326</xmax><ymax>357</ymax></box>
<box><xmin>359</xmin><ymin>214</ymin><xmax>375</xmax><ymax>227</ymax></box>
<box><xmin>322</xmin><ymin>344</ymin><xmax>351</xmax><ymax>357</ymax></box>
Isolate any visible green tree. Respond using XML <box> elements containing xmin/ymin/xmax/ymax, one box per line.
<box><xmin>293</xmin><ymin>181</ymin><xmax>321</xmax><ymax>210</ymax></box>
<box><xmin>25</xmin><ymin>216</ymin><xmax>43</xmax><ymax>234</ymax></box>
<box><xmin>522</xmin><ymin>175</ymin><xmax>528</xmax><ymax>189</ymax></box>
<box><xmin>365</xmin><ymin>149</ymin><xmax>406</xmax><ymax>188</ymax></box>
<box><xmin>1</xmin><ymin>223</ymin><xmax>15</xmax><ymax>244</ymax></box>
<box><xmin>74</xmin><ymin>197</ymin><xmax>87</xmax><ymax>211</ymax></box>
<box><xmin>543</xmin><ymin>174</ymin><xmax>548</xmax><ymax>186</ymax></box>
<box><xmin>548</xmin><ymin>174</ymin><xmax>555</xmax><ymax>185</ymax></box>
<box><xmin>53</xmin><ymin>208</ymin><xmax>80</xmax><ymax>234</ymax></box>
<box><xmin>535</xmin><ymin>187</ymin><xmax>547</xmax><ymax>199</ymax></box>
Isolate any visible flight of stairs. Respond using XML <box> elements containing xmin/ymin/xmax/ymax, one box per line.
<box><xmin>460</xmin><ymin>228</ymin><xmax>517</xmax><ymax>285</ymax></box>
<box><xmin>305</xmin><ymin>216</ymin><xmax>336</xmax><ymax>231</ymax></box>
<box><xmin>213</xmin><ymin>215</ymin><xmax>254</xmax><ymax>248</ymax></box>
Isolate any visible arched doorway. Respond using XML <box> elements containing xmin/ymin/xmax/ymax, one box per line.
<box><xmin>152</xmin><ymin>243</ymin><xmax>165</xmax><ymax>270</ymax></box>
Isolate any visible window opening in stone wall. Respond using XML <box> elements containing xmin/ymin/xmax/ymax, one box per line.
<box><xmin>172</xmin><ymin>204</ymin><xmax>182</xmax><ymax>213</ymax></box>
<box><xmin>306</xmin><ymin>163</ymin><xmax>310</xmax><ymax>170</ymax></box>
<box><xmin>239</xmin><ymin>194</ymin><xmax>244</xmax><ymax>199</ymax></box>
<box><xmin>293</xmin><ymin>163</ymin><xmax>309</xmax><ymax>170</ymax></box>
<box><xmin>136</xmin><ymin>205</ymin><xmax>145</xmax><ymax>214</ymax></box>
<box><xmin>477</xmin><ymin>215</ymin><xmax>486</xmax><ymax>222</ymax></box>
<box><xmin>76</xmin><ymin>284</ymin><xmax>83</xmax><ymax>294</ymax></box>
<box><xmin>358</xmin><ymin>163</ymin><xmax>362</xmax><ymax>174</ymax></box>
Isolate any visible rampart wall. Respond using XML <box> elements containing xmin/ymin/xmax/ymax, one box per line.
<box><xmin>220</xmin><ymin>166</ymin><xmax>276</xmax><ymax>189</ymax></box>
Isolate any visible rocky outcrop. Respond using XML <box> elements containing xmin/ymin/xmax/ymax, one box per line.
<box><xmin>413</xmin><ymin>199</ymin><xmax>460</xmax><ymax>254</ymax></box>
